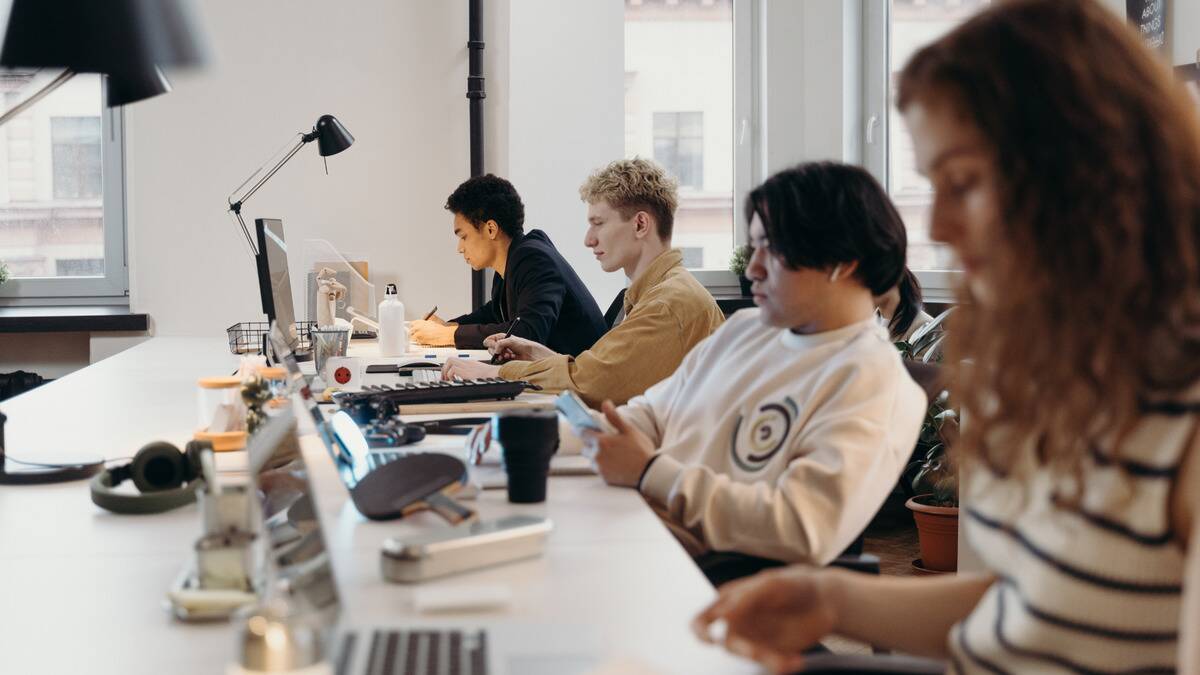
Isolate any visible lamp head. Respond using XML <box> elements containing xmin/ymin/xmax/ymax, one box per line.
<box><xmin>105</xmin><ymin>66</ymin><xmax>172</xmax><ymax>107</ymax></box>
<box><xmin>313</xmin><ymin>115</ymin><xmax>354</xmax><ymax>157</ymax></box>
<box><xmin>0</xmin><ymin>0</ymin><xmax>206</xmax><ymax>107</ymax></box>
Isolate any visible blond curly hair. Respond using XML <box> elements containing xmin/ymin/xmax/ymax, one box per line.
<box><xmin>579</xmin><ymin>158</ymin><xmax>679</xmax><ymax>240</ymax></box>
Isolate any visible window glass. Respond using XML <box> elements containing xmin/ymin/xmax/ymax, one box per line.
<box><xmin>626</xmin><ymin>0</ymin><xmax>733</xmax><ymax>271</ymax></box>
<box><xmin>0</xmin><ymin>72</ymin><xmax>106</xmax><ymax>279</ymax></box>
<box><xmin>889</xmin><ymin>0</ymin><xmax>992</xmax><ymax>271</ymax></box>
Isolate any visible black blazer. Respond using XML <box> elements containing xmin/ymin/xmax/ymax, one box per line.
<box><xmin>451</xmin><ymin>230</ymin><xmax>606</xmax><ymax>356</ymax></box>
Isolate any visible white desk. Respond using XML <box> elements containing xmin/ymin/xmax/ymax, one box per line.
<box><xmin>0</xmin><ymin>338</ymin><xmax>756</xmax><ymax>674</ymax></box>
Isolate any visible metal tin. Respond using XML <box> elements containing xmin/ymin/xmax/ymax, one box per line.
<box><xmin>380</xmin><ymin>515</ymin><xmax>552</xmax><ymax>583</ymax></box>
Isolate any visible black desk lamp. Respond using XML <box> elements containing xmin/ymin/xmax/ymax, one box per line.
<box><xmin>0</xmin><ymin>0</ymin><xmax>206</xmax><ymax>117</ymax></box>
<box><xmin>0</xmin><ymin>0</ymin><xmax>206</xmax><ymax>485</ymax></box>
<box><xmin>226</xmin><ymin>115</ymin><xmax>355</xmax><ymax>256</ymax></box>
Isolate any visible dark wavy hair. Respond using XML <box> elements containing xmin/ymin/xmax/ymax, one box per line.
<box><xmin>445</xmin><ymin>174</ymin><xmax>525</xmax><ymax>238</ymax></box>
<box><xmin>744</xmin><ymin>162</ymin><xmax>907</xmax><ymax>296</ymax></box>
<box><xmin>898</xmin><ymin>0</ymin><xmax>1200</xmax><ymax>473</ymax></box>
<box><xmin>890</xmin><ymin>267</ymin><xmax>925</xmax><ymax>338</ymax></box>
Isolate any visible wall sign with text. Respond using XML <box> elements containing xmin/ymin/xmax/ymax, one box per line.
<box><xmin>1127</xmin><ymin>0</ymin><xmax>1167</xmax><ymax>52</ymax></box>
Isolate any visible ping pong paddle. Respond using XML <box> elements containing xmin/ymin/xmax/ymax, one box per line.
<box><xmin>349</xmin><ymin>453</ymin><xmax>476</xmax><ymax>524</ymax></box>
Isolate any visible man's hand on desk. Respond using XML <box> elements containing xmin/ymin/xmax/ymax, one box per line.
<box><xmin>585</xmin><ymin>400</ymin><xmax>657</xmax><ymax>488</ymax></box>
<box><xmin>442</xmin><ymin>357</ymin><xmax>502</xmax><ymax>381</ymax></box>
<box><xmin>484</xmin><ymin>333</ymin><xmax>558</xmax><ymax>363</ymax></box>
<box><xmin>410</xmin><ymin>319</ymin><xmax>457</xmax><ymax>346</ymax></box>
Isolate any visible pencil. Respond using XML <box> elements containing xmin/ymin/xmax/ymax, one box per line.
<box><xmin>423</xmin><ymin>305</ymin><xmax>438</xmax><ymax>321</ymax></box>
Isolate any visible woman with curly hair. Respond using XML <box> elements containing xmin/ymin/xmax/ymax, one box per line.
<box><xmin>693</xmin><ymin>0</ymin><xmax>1200</xmax><ymax>672</ymax></box>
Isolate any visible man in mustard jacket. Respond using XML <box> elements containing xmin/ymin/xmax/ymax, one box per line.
<box><xmin>442</xmin><ymin>158</ymin><xmax>723</xmax><ymax>406</ymax></box>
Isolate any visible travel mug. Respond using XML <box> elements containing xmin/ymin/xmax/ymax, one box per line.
<box><xmin>493</xmin><ymin>410</ymin><xmax>559</xmax><ymax>503</ymax></box>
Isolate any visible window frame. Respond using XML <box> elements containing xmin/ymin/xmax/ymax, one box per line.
<box><xmin>862</xmin><ymin>0</ymin><xmax>962</xmax><ymax>304</ymax></box>
<box><xmin>690</xmin><ymin>0</ymin><xmax>756</xmax><ymax>293</ymax></box>
<box><xmin>0</xmin><ymin>82</ymin><xmax>129</xmax><ymax>304</ymax></box>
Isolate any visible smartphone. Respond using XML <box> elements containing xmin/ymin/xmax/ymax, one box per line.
<box><xmin>555</xmin><ymin>390</ymin><xmax>601</xmax><ymax>434</ymax></box>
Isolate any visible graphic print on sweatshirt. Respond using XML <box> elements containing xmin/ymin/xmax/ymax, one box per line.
<box><xmin>729</xmin><ymin>396</ymin><xmax>799</xmax><ymax>472</ymax></box>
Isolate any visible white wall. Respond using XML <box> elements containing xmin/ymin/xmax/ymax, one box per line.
<box><xmin>127</xmin><ymin>0</ymin><xmax>472</xmax><ymax>336</ymax></box>
<box><xmin>1174</xmin><ymin>0</ymin><xmax>1199</xmax><ymax>66</ymax></box>
<box><xmin>500</xmin><ymin>0</ymin><xmax>626</xmax><ymax>310</ymax></box>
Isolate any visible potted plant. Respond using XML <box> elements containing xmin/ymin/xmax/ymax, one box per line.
<box><xmin>728</xmin><ymin>244</ymin><xmax>752</xmax><ymax>297</ymax></box>
<box><xmin>0</xmin><ymin>261</ymin><xmax>8</xmax><ymax>287</ymax></box>
<box><xmin>905</xmin><ymin>394</ymin><xmax>959</xmax><ymax>572</ymax></box>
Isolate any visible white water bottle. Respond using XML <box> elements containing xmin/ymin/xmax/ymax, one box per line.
<box><xmin>377</xmin><ymin>283</ymin><xmax>408</xmax><ymax>356</ymax></box>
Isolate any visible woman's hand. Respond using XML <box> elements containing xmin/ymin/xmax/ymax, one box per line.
<box><xmin>692</xmin><ymin>567</ymin><xmax>841</xmax><ymax>674</ymax></box>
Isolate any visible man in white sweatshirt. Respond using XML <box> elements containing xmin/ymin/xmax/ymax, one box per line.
<box><xmin>585</xmin><ymin>162</ymin><xmax>926</xmax><ymax>565</ymax></box>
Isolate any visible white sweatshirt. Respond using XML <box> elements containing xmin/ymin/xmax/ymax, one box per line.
<box><xmin>624</xmin><ymin>308</ymin><xmax>925</xmax><ymax>564</ymax></box>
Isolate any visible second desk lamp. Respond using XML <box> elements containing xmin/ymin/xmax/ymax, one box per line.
<box><xmin>226</xmin><ymin>115</ymin><xmax>355</xmax><ymax>257</ymax></box>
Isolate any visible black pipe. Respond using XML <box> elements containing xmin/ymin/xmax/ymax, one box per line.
<box><xmin>467</xmin><ymin>0</ymin><xmax>486</xmax><ymax>309</ymax></box>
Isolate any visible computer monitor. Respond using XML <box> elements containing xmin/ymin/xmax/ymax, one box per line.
<box><xmin>256</xmin><ymin>217</ymin><xmax>300</xmax><ymax>350</ymax></box>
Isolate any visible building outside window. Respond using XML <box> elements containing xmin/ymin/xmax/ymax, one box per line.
<box><xmin>653</xmin><ymin>111</ymin><xmax>704</xmax><ymax>189</ymax></box>
<box><xmin>625</xmin><ymin>0</ymin><xmax>734</xmax><ymax>273</ymax></box>
<box><xmin>51</xmin><ymin>116</ymin><xmax>102</xmax><ymax>200</ymax></box>
<box><xmin>0</xmin><ymin>70</ymin><xmax>123</xmax><ymax>295</ymax></box>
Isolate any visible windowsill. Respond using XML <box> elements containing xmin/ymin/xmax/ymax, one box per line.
<box><xmin>0</xmin><ymin>305</ymin><xmax>148</xmax><ymax>333</ymax></box>
<box><xmin>711</xmin><ymin>293</ymin><xmax>755</xmax><ymax>316</ymax></box>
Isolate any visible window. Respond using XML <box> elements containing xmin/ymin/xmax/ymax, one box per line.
<box><xmin>625</xmin><ymin>0</ymin><xmax>737</xmax><ymax>276</ymax></box>
<box><xmin>653</xmin><ymin>111</ymin><xmax>704</xmax><ymax>189</ymax></box>
<box><xmin>864</xmin><ymin>0</ymin><xmax>992</xmax><ymax>299</ymax></box>
<box><xmin>51</xmin><ymin>116</ymin><xmax>102</xmax><ymax>200</ymax></box>
<box><xmin>678</xmin><ymin>246</ymin><xmax>704</xmax><ymax>268</ymax></box>
<box><xmin>0</xmin><ymin>71</ymin><xmax>126</xmax><ymax>300</ymax></box>
<box><xmin>888</xmin><ymin>0</ymin><xmax>990</xmax><ymax>273</ymax></box>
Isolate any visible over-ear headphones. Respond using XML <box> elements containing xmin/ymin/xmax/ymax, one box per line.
<box><xmin>90</xmin><ymin>439</ymin><xmax>212</xmax><ymax>514</ymax></box>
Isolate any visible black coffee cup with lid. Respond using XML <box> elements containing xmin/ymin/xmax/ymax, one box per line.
<box><xmin>493</xmin><ymin>409</ymin><xmax>558</xmax><ymax>503</ymax></box>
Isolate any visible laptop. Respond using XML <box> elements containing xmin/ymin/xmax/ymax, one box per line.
<box><xmin>249</xmin><ymin>377</ymin><xmax>601</xmax><ymax>673</ymax></box>
<box><xmin>268</xmin><ymin>323</ymin><xmax>477</xmax><ymax>521</ymax></box>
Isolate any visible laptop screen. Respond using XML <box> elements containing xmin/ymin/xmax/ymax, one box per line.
<box><xmin>249</xmin><ymin>409</ymin><xmax>340</xmax><ymax>617</ymax></box>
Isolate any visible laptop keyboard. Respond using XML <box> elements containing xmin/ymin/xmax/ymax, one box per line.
<box><xmin>337</xmin><ymin>629</ymin><xmax>488</xmax><ymax>675</ymax></box>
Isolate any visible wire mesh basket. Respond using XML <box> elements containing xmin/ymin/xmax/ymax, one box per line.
<box><xmin>226</xmin><ymin>321</ymin><xmax>316</xmax><ymax>355</ymax></box>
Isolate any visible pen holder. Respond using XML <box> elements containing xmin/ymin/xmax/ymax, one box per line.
<box><xmin>310</xmin><ymin>328</ymin><xmax>349</xmax><ymax>382</ymax></box>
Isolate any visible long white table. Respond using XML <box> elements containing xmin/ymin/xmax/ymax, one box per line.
<box><xmin>0</xmin><ymin>338</ymin><xmax>757</xmax><ymax>674</ymax></box>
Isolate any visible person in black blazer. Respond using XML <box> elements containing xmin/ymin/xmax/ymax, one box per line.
<box><xmin>410</xmin><ymin>174</ymin><xmax>606</xmax><ymax>356</ymax></box>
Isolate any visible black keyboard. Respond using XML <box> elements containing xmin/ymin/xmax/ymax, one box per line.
<box><xmin>334</xmin><ymin>378</ymin><xmax>530</xmax><ymax>409</ymax></box>
<box><xmin>337</xmin><ymin>629</ymin><xmax>488</xmax><ymax>675</ymax></box>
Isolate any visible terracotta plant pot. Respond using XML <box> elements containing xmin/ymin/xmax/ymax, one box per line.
<box><xmin>906</xmin><ymin>495</ymin><xmax>959</xmax><ymax>572</ymax></box>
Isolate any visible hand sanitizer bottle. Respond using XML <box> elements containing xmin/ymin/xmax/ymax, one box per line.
<box><xmin>378</xmin><ymin>283</ymin><xmax>407</xmax><ymax>356</ymax></box>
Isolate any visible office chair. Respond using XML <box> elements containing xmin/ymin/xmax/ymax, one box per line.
<box><xmin>603</xmin><ymin>289</ymin><xmax>626</xmax><ymax>329</ymax></box>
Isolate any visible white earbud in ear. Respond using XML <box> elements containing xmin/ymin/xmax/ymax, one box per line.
<box><xmin>828</xmin><ymin>264</ymin><xmax>843</xmax><ymax>283</ymax></box>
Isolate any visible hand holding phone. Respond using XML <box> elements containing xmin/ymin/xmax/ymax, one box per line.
<box><xmin>555</xmin><ymin>390</ymin><xmax>601</xmax><ymax>435</ymax></box>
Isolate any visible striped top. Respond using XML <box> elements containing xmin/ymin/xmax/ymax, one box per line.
<box><xmin>949</xmin><ymin>397</ymin><xmax>1198</xmax><ymax>674</ymax></box>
